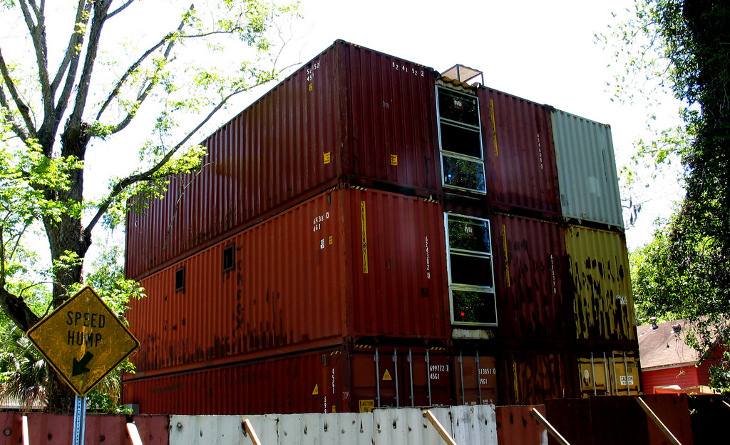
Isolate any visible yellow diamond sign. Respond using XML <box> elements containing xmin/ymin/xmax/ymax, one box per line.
<box><xmin>27</xmin><ymin>286</ymin><xmax>140</xmax><ymax>397</ymax></box>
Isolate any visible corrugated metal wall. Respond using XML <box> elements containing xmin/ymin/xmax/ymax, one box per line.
<box><xmin>128</xmin><ymin>188</ymin><xmax>449</xmax><ymax>374</ymax></box>
<box><xmin>565</xmin><ymin>226</ymin><xmax>636</xmax><ymax>342</ymax></box>
<box><xmin>126</xmin><ymin>41</ymin><xmax>440</xmax><ymax>280</ymax></box>
<box><xmin>490</xmin><ymin>213</ymin><xmax>571</xmax><ymax>344</ymax></box>
<box><xmin>551</xmin><ymin>110</ymin><xmax>624</xmax><ymax>229</ymax></box>
<box><xmin>479</xmin><ymin>88</ymin><xmax>560</xmax><ymax>219</ymax></box>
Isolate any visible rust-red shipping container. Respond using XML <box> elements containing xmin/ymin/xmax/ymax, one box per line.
<box><xmin>126</xmin><ymin>187</ymin><xmax>450</xmax><ymax>373</ymax></box>
<box><xmin>123</xmin><ymin>344</ymin><xmax>452</xmax><ymax>415</ymax></box>
<box><xmin>490</xmin><ymin>212</ymin><xmax>572</xmax><ymax>344</ymax></box>
<box><xmin>126</xmin><ymin>40</ymin><xmax>441</xmax><ymax>280</ymax></box>
<box><xmin>500</xmin><ymin>350</ymin><xmax>578</xmax><ymax>405</ymax></box>
<box><xmin>478</xmin><ymin>87</ymin><xmax>561</xmax><ymax>219</ymax></box>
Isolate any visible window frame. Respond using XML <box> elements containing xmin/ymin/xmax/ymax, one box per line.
<box><xmin>436</xmin><ymin>86</ymin><xmax>486</xmax><ymax>194</ymax></box>
<box><xmin>444</xmin><ymin>213</ymin><xmax>497</xmax><ymax>326</ymax></box>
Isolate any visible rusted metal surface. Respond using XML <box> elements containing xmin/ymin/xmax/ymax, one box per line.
<box><xmin>14</xmin><ymin>413</ymin><xmax>169</xmax><ymax>444</ymax></box>
<box><xmin>127</xmin><ymin>188</ymin><xmax>449</xmax><ymax>373</ymax></box>
<box><xmin>124</xmin><ymin>343</ymin><xmax>451</xmax><ymax>415</ymax></box>
<box><xmin>501</xmin><ymin>350</ymin><xmax>577</xmax><ymax>406</ymax></box>
<box><xmin>565</xmin><ymin>226</ymin><xmax>636</xmax><ymax>342</ymax></box>
<box><xmin>453</xmin><ymin>352</ymin><xmax>498</xmax><ymax>406</ymax></box>
<box><xmin>126</xmin><ymin>41</ymin><xmax>440</xmax><ymax>280</ymax></box>
<box><xmin>551</xmin><ymin>110</ymin><xmax>624</xmax><ymax>230</ymax></box>
<box><xmin>686</xmin><ymin>395</ymin><xmax>729</xmax><ymax>445</ymax></box>
<box><xmin>490</xmin><ymin>213</ymin><xmax>571</xmax><ymax>344</ymax></box>
<box><xmin>479</xmin><ymin>88</ymin><xmax>560</xmax><ymax>219</ymax></box>
<box><xmin>495</xmin><ymin>405</ymin><xmax>546</xmax><ymax>445</ymax></box>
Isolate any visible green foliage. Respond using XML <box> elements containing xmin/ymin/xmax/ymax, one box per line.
<box><xmin>614</xmin><ymin>0</ymin><xmax>730</xmax><ymax>391</ymax></box>
<box><xmin>1</xmin><ymin>0</ymin><xmax>299</xmax><ymax>412</ymax></box>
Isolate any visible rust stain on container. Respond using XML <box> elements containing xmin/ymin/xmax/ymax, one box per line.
<box><xmin>566</xmin><ymin>226</ymin><xmax>636</xmax><ymax>341</ymax></box>
<box><xmin>491</xmin><ymin>213</ymin><xmax>572</xmax><ymax>343</ymax></box>
<box><xmin>479</xmin><ymin>88</ymin><xmax>560</xmax><ymax>219</ymax></box>
<box><xmin>502</xmin><ymin>350</ymin><xmax>577</xmax><ymax>406</ymax></box>
<box><xmin>126</xmin><ymin>41</ymin><xmax>440</xmax><ymax>280</ymax></box>
<box><xmin>495</xmin><ymin>405</ymin><xmax>546</xmax><ymax>445</ymax></box>
<box><xmin>127</xmin><ymin>188</ymin><xmax>449</xmax><ymax>373</ymax></box>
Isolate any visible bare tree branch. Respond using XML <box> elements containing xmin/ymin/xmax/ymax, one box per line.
<box><xmin>50</xmin><ymin>0</ymin><xmax>92</xmax><ymax>101</ymax></box>
<box><xmin>65</xmin><ymin>0</ymin><xmax>111</xmax><ymax>135</ymax></box>
<box><xmin>96</xmin><ymin>7</ymin><xmax>190</xmax><ymax>129</ymax></box>
<box><xmin>16</xmin><ymin>0</ymin><xmax>54</xmax><ymax>121</ymax></box>
<box><xmin>0</xmin><ymin>50</ymin><xmax>36</xmax><ymax>140</ymax></box>
<box><xmin>107</xmin><ymin>0</ymin><xmax>136</xmax><ymax>20</ymax></box>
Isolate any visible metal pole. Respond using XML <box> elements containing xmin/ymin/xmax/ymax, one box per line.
<box><xmin>408</xmin><ymin>349</ymin><xmax>415</xmax><ymax>407</ymax></box>
<box><xmin>636</xmin><ymin>398</ymin><xmax>683</xmax><ymax>445</ymax></box>
<box><xmin>22</xmin><ymin>416</ymin><xmax>29</xmax><ymax>445</ymax></box>
<box><xmin>590</xmin><ymin>352</ymin><xmax>597</xmax><ymax>396</ymax></box>
<box><xmin>375</xmin><ymin>348</ymin><xmax>381</xmax><ymax>407</ymax></box>
<box><xmin>623</xmin><ymin>352</ymin><xmax>631</xmax><ymax>396</ymax></box>
<box><xmin>127</xmin><ymin>423</ymin><xmax>144</xmax><ymax>445</ymax></box>
<box><xmin>611</xmin><ymin>351</ymin><xmax>618</xmax><ymax>395</ymax></box>
<box><xmin>475</xmin><ymin>350</ymin><xmax>482</xmax><ymax>404</ymax></box>
<box><xmin>424</xmin><ymin>410</ymin><xmax>457</xmax><ymax>445</ymax></box>
<box><xmin>72</xmin><ymin>395</ymin><xmax>86</xmax><ymax>445</ymax></box>
<box><xmin>426</xmin><ymin>349</ymin><xmax>432</xmax><ymax>406</ymax></box>
<box><xmin>530</xmin><ymin>407</ymin><xmax>570</xmax><ymax>445</ymax></box>
<box><xmin>393</xmin><ymin>348</ymin><xmax>400</xmax><ymax>408</ymax></box>
<box><xmin>242</xmin><ymin>418</ymin><xmax>263</xmax><ymax>445</ymax></box>
<box><xmin>458</xmin><ymin>351</ymin><xmax>465</xmax><ymax>405</ymax></box>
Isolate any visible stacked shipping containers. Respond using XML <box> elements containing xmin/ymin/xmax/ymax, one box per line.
<box><xmin>123</xmin><ymin>40</ymin><xmax>640</xmax><ymax>414</ymax></box>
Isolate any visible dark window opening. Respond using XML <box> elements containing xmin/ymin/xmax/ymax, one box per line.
<box><xmin>223</xmin><ymin>244</ymin><xmax>235</xmax><ymax>271</ymax></box>
<box><xmin>175</xmin><ymin>267</ymin><xmax>185</xmax><ymax>293</ymax></box>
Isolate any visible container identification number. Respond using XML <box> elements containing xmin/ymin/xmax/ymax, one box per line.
<box><xmin>392</xmin><ymin>61</ymin><xmax>425</xmax><ymax>77</ymax></box>
<box><xmin>429</xmin><ymin>364</ymin><xmax>449</xmax><ymax>380</ymax></box>
<box><xmin>306</xmin><ymin>61</ymin><xmax>321</xmax><ymax>82</ymax></box>
<box><xmin>312</xmin><ymin>212</ymin><xmax>330</xmax><ymax>232</ymax></box>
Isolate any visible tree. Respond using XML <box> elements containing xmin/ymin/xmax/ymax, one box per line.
<box><xmin>0</xmin><ymin>0</ymin><xmax>298</xmax><ymax>412</ymax></box>
<box><xmin>610</xmin><ymin>0</ymin><xmax>730</xmax><ymax>390</ymax></box>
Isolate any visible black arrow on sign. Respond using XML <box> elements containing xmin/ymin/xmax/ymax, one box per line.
<box><xmin>72</xmin><ymin>351</ymin><xmax>94</xmax><ymax>376</ymax></box>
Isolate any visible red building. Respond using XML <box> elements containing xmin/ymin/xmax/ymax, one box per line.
<box><xmin>638</xmin><ymin>319</ymin><xmax>720</xmax><ymax>394</ymax></box>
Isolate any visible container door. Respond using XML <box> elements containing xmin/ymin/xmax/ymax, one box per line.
<box><xmin>400</xmin><ymin>347</ymin><xmax>452</xmax><ymax>407</ymax></box>
<box><xmin>609</xmin><ymin>351</ymin><xmax>641</xmax><ymax>395</ymax></box>
<box><xmin>578</xmin><ymin>354</ymin><xmax>609</xmax><ymax>396</ymax></box>
<box><xmin>454</xmin><ymin>351</ymin><xmax>498</xmax><ymax>405</ymax></box>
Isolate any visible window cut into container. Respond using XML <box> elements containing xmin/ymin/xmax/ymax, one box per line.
<box><xmin>175</xmin><ymin>267</ymin><xmax>185</xmax><ymax>293</ymax></box>
<box><xmin>223</xmin><ymin>244</ymin><xmax>235</xmax><ymax>271</ymax></box>
<box><xmin>437</xmin><ymin>86</ymin><xmax>485</xmax><ymax>193</ymax></box>
<box><xmin>445</xmin><ymin>213</ymin><xmax>496</xmax><ymax>325</ymax></box>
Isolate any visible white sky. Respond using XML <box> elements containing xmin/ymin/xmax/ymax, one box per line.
<box><xmin>280</xmin><ymin>0</ymin><xmax>683</xmax><ymax>250</ymax></box>
<box><xmin>2</xmin><ymin>0</ymin><xmax>684</xmax><ymax>252</ymax></box>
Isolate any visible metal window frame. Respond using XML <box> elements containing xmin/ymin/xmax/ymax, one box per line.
<box><xmin>436</xmin><ymin>86</ymin><xmax>486</xmax><ymax>194</ymax></box>
<box><xmin>444</xmin><ymin>213</ymin><xmax>497</xmax><ymax>326</ymax></box>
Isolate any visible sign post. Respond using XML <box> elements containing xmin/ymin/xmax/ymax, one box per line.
<box><xmin>27</xmin><ymin>286</ymin><xmax>140</xmax><ymax>443</ymax></box>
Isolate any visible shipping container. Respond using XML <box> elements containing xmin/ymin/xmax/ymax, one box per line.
<box><xmin>127</xmin><ymin>187</ymin><xmax>450</xmax><ymax>373</ymax></box>
<box><xmin>126</xmin><ymin>40</ymin><xmax>441</xmax><ymax>280</ymax></box>
<box><xmin>123</xmin><ymin>344</ymin><xmax>452</xmax><ymax>415</ymax></box>
<box><xmin>551</xmin><ymin>110</ymin><xmax>624</xmax><ymax>229</ymax></box>
<box><xmin>500</xmin><ymin>350</ymin><xmax>578</xmax><ymax>405</ymax></box>
<box><xmin>478</xmin><ymin>88</ymin><xmax>561</xmax><ymax>219</ymax></box>
<box><xmin>565</xmin><ymin>226</ymin><xmax>636</xmax><ymax>342</ymax></box>
<box><xmin>452</xmin><ymin>351</ymin><xmax>498</xmax><ymax>406</ymax></box>
<box><xmin>578</xmin><ymin>351</ymin><xmax>641</xmax><ymax>396</ymax></box>
<box><xmin>490</xmin><ymin>213</ymin><xmax>572</xmax><ymax>344</ymax></box>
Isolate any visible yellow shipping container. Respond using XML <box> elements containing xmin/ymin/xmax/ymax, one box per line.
<box><xmin>566</xmin><ymin>226</ymin><xmax>637</xmax><ymax>341</ymax></box>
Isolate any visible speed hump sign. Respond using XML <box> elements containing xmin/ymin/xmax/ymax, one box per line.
<box><xmin>27</xmin><ymin>286</ymin><xmax>140</xmax><ymax>396</ymax></box>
